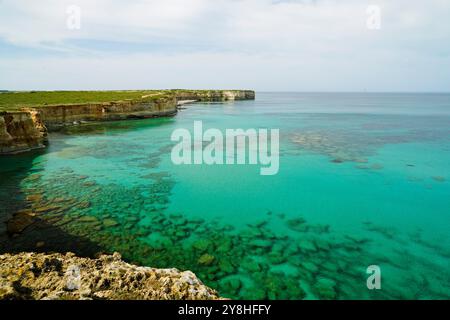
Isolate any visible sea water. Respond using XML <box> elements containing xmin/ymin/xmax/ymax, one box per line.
<box><xmin>1</xmin><ymin>92</ymin><xmax>449</xmax><ymax>299</ymax></box>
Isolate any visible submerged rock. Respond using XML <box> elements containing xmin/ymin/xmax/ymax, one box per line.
<box><xmin>218</xmin><ymin>260</ymin><xmax>235</xmax><ymax>274</ymax></box>
<box><xmin>103</xmin><ymin>219</ymin><xmax>119</xmax><ymax>228</ymax></box>
<box><xmin>0</xmin><ymin>252</ymin><xmax>220</xmax><ymax>300</ymax></box>
<box><xmin>7</xmin><ymin>211</ymin><xmax>36</xmax><ymax>234</ymax></box>
<box><xmin>301</xmin><ymin>261</ymin><xmax>319</xmax><ymax>273</ymax></box>
<box><xmin>313</xmin><ymin>277</ymin><xmax>337</xmax><ymax>299</ymax></box>
<box><xmin>34</xmin><ymin>205</ymin><xmax>61</xmax><ymax>214</ymax></box>
<box><xmin>432</xmin><ymin>176</ymin><xmax>446</xmax><ymax>182</ymax></box>
<box><xmin>249</xmin><ymin>239</ymin><xmax>273</xmax><ymax>250</ymax></box>
<box><xmin>371</xmin><ymin>163</ymin><xmax>383</xmax><ymax>170</ymax></box>
<box><xmin>286</xmin><ymin>217</ymin><xmax>308</xmax><ymax>232</ymax></box>
<box><xmin>78</xmin><ymin>201</ymin><xmax>91</xmax><ymax>209</ymax></box>
<box><xmin>192</xmin><ymin>239</ymin><xmax>213</xmax><ymax>252</ymax></box>
<box><xmin>298</xmin><ymin>240</ymin><xmax>317</xmax><ymax>252</ymax></box>
<box><xmin>241</xmin><ymin>259</ymin><xmax>263</xmax><ymax>273</ymax></box>
<box><xmin>26</xmin><ymin>194</ymin><xmax>43</xmax><ymax>202</ymax></box>
<box><xmin>314</xmin><ymin>239</ymin><xmax>331</xmax><ymax>251</ymax></box>
<box><xmin>27</xmin><ymin>174</ymin><xmax>42</xmax><ymax>182</ymax></box>
<box><xmin>219</xmin><ymin>278</ymin><xmax>242</xmax><ymax>296</ymax></box>
<box><xmin>268</xmin><ymin>252</ymin><xmax>287</xmax><ymax>265</ymax></box>
<box><xmin>198</xmin><ymin>254</ymin><xmax>215</xmax><ymax>266</ymax></box>
<box><xmin>216</xmin><ymin>239</ymin><xmax>233</xmax><ymax>253</ymax></box>
<box><xmin>78</xmin><ymin>216</ymin><xmax>99</xmax><ymax>223</ymax></box>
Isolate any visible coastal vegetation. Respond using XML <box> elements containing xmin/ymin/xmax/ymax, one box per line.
<box><xmin>0</xmin><ymin>90</ymin><xmax>255</xmax><ymax>112</ymax></box>
<box><xmin>0</xmin><ymin>90</ymin><xmax>170</xmax><ymax>112</ymax></box>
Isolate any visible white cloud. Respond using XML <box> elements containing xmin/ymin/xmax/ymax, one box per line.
<box><xmin>2</xmin><ymin>50</ymin><xmax>449</xmax><ymax>92</ymax></box>
<box><xmin>0</xmin><ymin>0</ymin><xmax>449</xmax><ymax>91</ymax></box>
<box><xmin>1</xmin><ymin>0</ymin><xmax>448</xmax><ymax>51</ymax></box>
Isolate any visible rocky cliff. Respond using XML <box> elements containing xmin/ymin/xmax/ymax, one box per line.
<box><xmin>0</xmin><ymin>110</ymin><xmax>48</xmax><ymax>154</ymax></box>
<box><xmin>0</xmin><ymin>90</ymin><xmax>255</xmax><ymax>154</ymax></box>
<box><xmin>0</xmin><ymin>252</ymin><xmax>220</xmax><ymax>300</ymax></box>
<box><xmin>38</xmin><ymin>96</ymin><xmax>178</xmax><ymax>130</ymax></box>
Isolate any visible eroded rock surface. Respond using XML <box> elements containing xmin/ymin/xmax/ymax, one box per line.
<box><xmin>0</xmin><ymin>252</ymin><xmax>220</xmax><ymax>300</ymax></box>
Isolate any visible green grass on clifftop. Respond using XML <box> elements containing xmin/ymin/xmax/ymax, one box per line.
<box><xmin>0</xmin><ymin>89</ymin><xmax>252</xmax><ymax>112</ymax></box>
<box><xmin>0</xmin><ymin>90</ymin><xmax>169</xmax><ymax>112</ymax></box>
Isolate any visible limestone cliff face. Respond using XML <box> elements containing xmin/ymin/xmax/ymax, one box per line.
<box><xmin>38</xmin><ymin>96</ymin><xmax>178</xmax><ymax>130</ymax></box>
<box><xmin>0</xmin><ymin>111</ymin><xmax>48</xmax><ymax>154</ymax></box>
<box><xmin>0</xmin><ymin>252</ymin><xmax>221</xmax><ymax>300</ymax></box>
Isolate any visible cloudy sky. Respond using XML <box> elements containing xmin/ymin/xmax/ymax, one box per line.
<box><xmin>0</xmin><ymin>0</ymin><xmax>449</xmax><ymax>91</ymax></box>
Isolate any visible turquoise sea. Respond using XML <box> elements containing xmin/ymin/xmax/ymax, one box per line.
<box><xmin>1</xmin><ymin>92</ymin><xmax>449</xmax><ymax>299</ymax></box>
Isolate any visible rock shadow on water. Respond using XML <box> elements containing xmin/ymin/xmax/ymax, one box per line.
<box><xmin>0</xmin><ymin>214</ymin><xmax>104</xmax><ymax>258</ymax></box>
<box><xmin>57</xmin><ymin>116</ymin><xmax>176</xmax><ymax>136</ymax></box>
<box><xmin>1</xmin><ymin>149</ymin><xmax>48</xmax><ymax>242</ymax></box>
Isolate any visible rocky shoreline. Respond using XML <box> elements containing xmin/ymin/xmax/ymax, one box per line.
<box><xmin>0</xmin><ymin>89</ymin><xmax>255</xmax><ymax>300</ymax></box>
<box><xmin>0</xmin><ymin>252</ymin><xmax>221</xmax><ymax>300</ymax></box>
<box><xmin>0</xmin><ymin>90</ymin><xmax>255</xmax><ymax>154</ymax></box>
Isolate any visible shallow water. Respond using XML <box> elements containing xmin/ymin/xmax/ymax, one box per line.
<box><xmin>1</xmin><ymin>92</ymin><xmax>449</xmax><ymax>299</ymax></box>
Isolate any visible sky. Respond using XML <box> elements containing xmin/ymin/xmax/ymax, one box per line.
<box><xmin>0</xmin><ymin>0</ymin><xmax>449</xmax><ymax>92</ymax></box>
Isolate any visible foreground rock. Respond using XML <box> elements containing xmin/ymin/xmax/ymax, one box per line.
<box><xmin>0</xmin><ymin>252</ymin><xmax>221</xmax><ymax>300</ymax></box>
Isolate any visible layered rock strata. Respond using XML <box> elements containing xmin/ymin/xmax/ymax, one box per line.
<box><xmin>38</xmin><ymin>96</ymin><xmax>178</xmax><ymax>130</ymax></box>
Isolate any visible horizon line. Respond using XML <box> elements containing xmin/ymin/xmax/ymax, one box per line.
<box><xmin>1</xmin><ymin>89</ymin><xmax>450</xmax><ymax>94</ymax></box>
